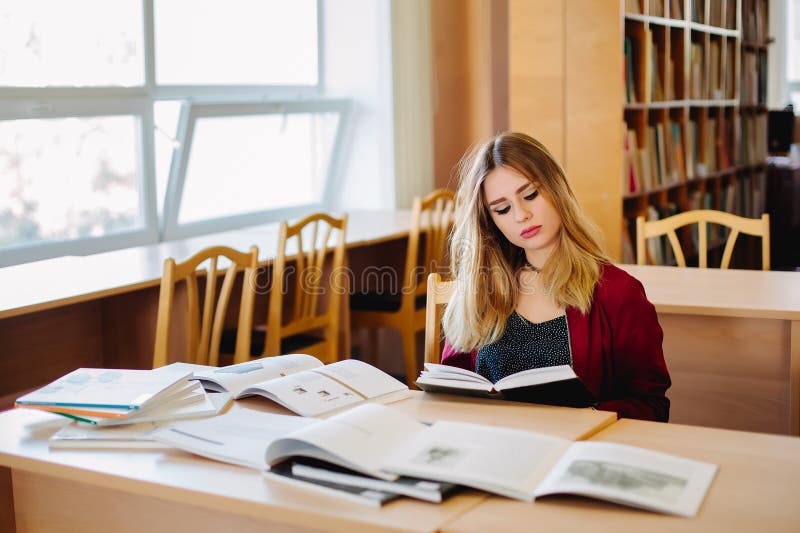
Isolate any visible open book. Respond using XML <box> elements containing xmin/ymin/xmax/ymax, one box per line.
<box><xmin>415</xmin><ymin>363</ymin><xmax>596</xmax><ymax>408</ymax></box>
<box><xmin>152</xmin><ymin>403</ymin><xmax>716</xmax><ymax>516</ymax></box>
<box><xmin>192</xmin><ymin>355</ymin><xmax>409</xmax><ymax>417</ymax></box>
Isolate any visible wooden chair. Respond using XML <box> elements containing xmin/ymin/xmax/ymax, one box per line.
<box><xmin>351</xmin><ymin>189</ymin><xmax>456</xmax><ymax>384</ymax></box>
<box><xmin>249</xmin><ymin>212</ymin><xmax>348</xmax><ymax>364</ymax></box>
<box><xmin>636</xmin><ymin>210</ymin><xmax>770</xmax><ymax>270</ymax></box>
<box><xmin>153</xmin><ymin>245</ymin><xmax>259</xmax><ymax>368</ymax></box>
<box><xmin>424</xmin><ymin>273</ymin><xmax>457</xmax><ymax>365</ymax></box>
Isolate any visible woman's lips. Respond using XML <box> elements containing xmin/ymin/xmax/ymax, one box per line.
<box><xmin>521</xmin><ymin>225</ymin><xmax>541</xmax><ymax>238</ymax></box>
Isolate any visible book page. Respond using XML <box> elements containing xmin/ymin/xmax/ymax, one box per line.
<box><xmin>93</xmin><ymin>390</ymin><xmax>232</xmax><ymax>426</ymax></box>
<box><xmin>311</xmin><ymin>359</ymin><xmax>407</xmax><ymax>399</ymax></box>
<box><xmin>193</xmin><ymin>354</ymin><xmax>323</xmax><ymax>397</ymax></box>
<box><xmin>242</xmin><ymin>371</ymin><xmax>364</xmax><ymax>417</ymax></box>
<box><xmin>265</xmin><ymin>403</ymin><xmax>427</xmax><ymax>480</ymax></box>
<box><xmin>383</xmin><ymin>420</ymin><xmax>570</xmax><ymax>501</ymax></box>
<box><xmin>534</xmin><ymin>441</ymin><xmax>718</xmax><ymax>517</ymax></box>
<box><xmin>421</xmin><ymin>363</ymin><xmax>492</xmax><ymax>384</ymax></box>
<box><xmin>494</xmin><ymin>364</ymin><xmax>577</xmax><ymax>391</ymax></box>
<box><xmin>152</xmin><ymin>407</ymin><xmax>315</xmax><ymax>470</ymax></box>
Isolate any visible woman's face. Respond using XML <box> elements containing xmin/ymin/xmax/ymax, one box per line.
<box><xmin>482</xmin><ymin>165</ymin><xmax>563</xmax><ymax>265</ymax></box>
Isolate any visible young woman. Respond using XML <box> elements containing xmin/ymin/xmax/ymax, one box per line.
<box><xmin>441</xmin><ymin>131</ymin><xmax>670</xmax><ymax>421</ymax></box>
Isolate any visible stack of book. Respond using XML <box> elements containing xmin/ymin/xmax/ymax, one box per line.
<box><xmin>15</xmin><ymin>367</ymin><xmax>231</xmax><ymax>448</ymax></box>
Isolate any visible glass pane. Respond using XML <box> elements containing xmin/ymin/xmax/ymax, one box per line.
<box><xmin>178</xmin><ymin>112</ymin><xmax>339</xmax><ymax>224</ymax></box>
<box><xmin>0</xmin><ymin>116</ymin><xmax>143</xmax><ymax>248</ymax></box>
<box><xmin>154</xmin><ymin>0</ymin><xmax>317</xmax><ymax>85</ymax></box>
<box><xmin>0</xmin><ymin>0</ymin><xmax>144</xmax><ymax>87</ymax></box>
<box><xmin>789</xmin><ymin>0</ymin><xmax>800</xmax><ymax>81</ymax></box>
<box><xmin>154</xmin><ymin>100</ymin><xmax>183</xmax><ymax>217</ymax></box>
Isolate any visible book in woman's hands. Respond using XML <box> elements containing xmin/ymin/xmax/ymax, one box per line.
<box><xmin>191</xmin><ymin>354</ymin><xmax>409</xmax><ymax>417</ymax></box>
<box><xmin>415</xmin><ymin>363</ymin><xmax>596</xmax><ymax>408</ymax></box>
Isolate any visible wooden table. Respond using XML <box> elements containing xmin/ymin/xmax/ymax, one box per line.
<box><xmin>442</xmin><ymin>418</ymin><xmax>800</xmax><ymax>533</ymax></box>
<box><xmin>0</xmin><ymin>392</ymin><xmax>615</xmax><ymax>533</ymax></box>
<box><xmin>0</xmin><ymin>210</ymin><xmax>413</xmax><ymax>407</ymax></box>
<box><xmin>619</xmin><ymin>265</ymin><xmax>800</xmax><ymax>435</ymax></box>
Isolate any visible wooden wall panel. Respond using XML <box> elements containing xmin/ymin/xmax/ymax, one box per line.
<box><xmin>509</xmin><ymin>0</ymin><xmax>565</xmax><ymax>163</ymax></box>
<box><xmin>0</xmin><ymin>467</ymin><xmax>15</xmax><ymax>533</ymax></box>
<box><xmin>0</xmin><ymin>302</ymin><xmax>103</xmax><ymax>409</ymax></box>
<box><xmin>661</xmin><ymin>314</ymin><xmax>792</xmax><ymax>434</ymax></box>
<box><xmin>565</xmin><ymin>0</ymin><xmax>623</xmax><ymax>259</ymax></box>
<box><xmin>431</xmin><ymin>0</ymin><xmax>509</xmax><ymax>190</ymax></box>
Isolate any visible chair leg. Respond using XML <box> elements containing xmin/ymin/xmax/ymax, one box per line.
<box><xmin>401</xmin><ymin>330</ymin><xmax>418</xmax><ymax>388</ymax></box>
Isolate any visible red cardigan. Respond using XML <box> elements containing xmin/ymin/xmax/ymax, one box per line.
<box><xmin>441</xmin><ymin>264</ymin><xmax>671</xmax><ymax>422</ymax></box>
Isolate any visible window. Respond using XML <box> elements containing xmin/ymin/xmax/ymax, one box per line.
<box><xmin>787</xmin><ymin>0</ymin><xmax>800</xmax><ymax>111</ymax></box>
<box><xmin>0</xmin><ymin>0</ymin><xmax>343</xmax><ymax>267</ymax></box>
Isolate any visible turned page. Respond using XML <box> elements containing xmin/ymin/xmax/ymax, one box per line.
<box><xmin>240</xmin><ymin>359</ymin><xmax>408</xmax><ymax>417</ymax></box>
<box><xmin>265</xmin><ymin>403</ymin><xmax>427</xmax><ymax>480</ymax></box>
<box><xmin>152</xmin><ymin>407</ymin><xmax>316</xmax><ymax>469</ymax></box>
<box><xmin>383</xmin><ymin>420</ymin><xmax>572</xmax><ymax>501</ymax></box>
<box><xmin>193</xmin><ymin>354</ymin><xmax>323</xmax><ymax>397</ymax></box>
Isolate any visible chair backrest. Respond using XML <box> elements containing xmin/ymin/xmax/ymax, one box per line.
<box><xmin>636</xmin><ymin>210</ymin><xmax>770</xmax><ymax>270</ymax></box>
<box><xmin>264</xmin><ymin>212</ymin><xmax>348</xmax><ymax>362</ymax></box>
<box><xmin>404</xmin><ymin>189</ymin><xmax>456</xmax><ymax>303</ymax></box>
<box><xmin>424</xmin><ymin>273</ymin><xmax>456</xmax><ymax>364</ymax></box>
<box><xmin>153</xmin><ymin>245</ymin><xmax>259</xmax><ymax>368</ymax></box>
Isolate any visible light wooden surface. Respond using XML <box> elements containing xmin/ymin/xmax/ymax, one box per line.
<box><xmin>0</xmin><ymin>210</ymin><xmax>413</xmax><ymax>320</ymax></box>
<box><xmin>393</xmin><ymin>391</ymin><xmax>617</xmax><ymax>441</ymax></box>
<box><xmin>509</xmin><ymin>0</ymin><xmax>622</xmax><ymax>260</ymax></box>
<box><xmin>0</xmin><ymin>391</ymin><xmax>614</xmax><ymax>533</ymax></box>
<box><xmin>620</xmin><ymin>264</ymin><xmax>800</xmax><ymax>435</ymax></box>
<box><xmin>442</xmin><ymin>419</ymin><xmax>800</xmax><ymax>533</ymax></box>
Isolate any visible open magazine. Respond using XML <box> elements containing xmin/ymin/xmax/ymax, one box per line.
<box><xmin>415</xmin><ymin>363</ymin><xmax>596</xmax><ymax>408</ymax></box>
<box><xmin>152</xmin><ymin>403</ymin><xmax>716</xmax><ymax>516</ymax></box>
<box><xmin>191</xmin><ymin>355</ymin><xmax>409</xmax><ymax>417</ymax></box>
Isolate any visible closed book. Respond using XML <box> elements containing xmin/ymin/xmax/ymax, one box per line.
<box><xmin>15</xmin><ymin>368</ymin><xmax>192</xmax><ymax>412</ymax></box>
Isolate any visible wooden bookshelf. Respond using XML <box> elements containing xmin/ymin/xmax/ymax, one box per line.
<box><xmin>621</xmin><ymin>0</ymin><xmax>770</xmax><ymax>267</ymax></box>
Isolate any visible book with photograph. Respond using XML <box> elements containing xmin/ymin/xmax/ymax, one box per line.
<box><xmin>152</xmin><ymin>403</ymin><xmax>716</xmax><ymax>516</ymax></box>
<box><xmin>191</xmin><ymin>355</ymin><xmax>409</xmax><ymax>417</ymax></box>
<box><xmin>415</xmin><ymin>363</ymin><xmax>596</xmax><ymax>408</ymax></box>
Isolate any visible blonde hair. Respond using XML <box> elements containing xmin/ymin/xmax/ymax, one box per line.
<box><xmin>442</xmin><ymin>131</ymin><xmax>609</xmax><ymax>351</ymax></box>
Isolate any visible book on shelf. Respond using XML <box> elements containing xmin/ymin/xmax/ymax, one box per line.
<box><xmin>15</xmin><ymin>367</ymin><xmax>193</xmax><ymax>418</ymax></box>
<box><xmin>191</xmin><ymin>354</ymin><xmax>409</xmax><ymax>417</ymax></box>
<box><xmin>47</xmin><ymin>393</ymin><xmax>232</xmax><ymax>448</ymax></box>
<box><xmin>153</xmin><ymin>403</ymin><xmax>717</xmax><ymax>516</ymax></box>
<box><xmin>414</xmin><ymin>363</ymin><xmax>596</xmax><ymax>408</ymax></box>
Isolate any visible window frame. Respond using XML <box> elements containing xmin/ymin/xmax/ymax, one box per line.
<box><xmin>161</xmin><ymin>99</ymin><xmax>351</xmax><ymax>241</ymax></box>
<box><xmin>0</xmin><ymin>0</ymin><xmax>336</xmax><ymax>267</ymax></box>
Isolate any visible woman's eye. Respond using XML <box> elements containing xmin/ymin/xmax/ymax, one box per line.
<box><xmin>524</xmin><ymin>190</ymin><xmax>539</xmax><ymax>201</ymax></box>
<box><xmin>493</xmin><ymin>206</ymin><xmax>511</xmax><ymax>215</ymax></box>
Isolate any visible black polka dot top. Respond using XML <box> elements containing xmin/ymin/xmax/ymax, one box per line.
<box><xmin>476</xmin><ymin>311</ymin><xmax>572</xmax><ymax>384</ymax></box>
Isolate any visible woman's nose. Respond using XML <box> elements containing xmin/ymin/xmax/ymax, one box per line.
<box><xmin>515</xmin><ymin>205</ymin><xmax>531</xmax><ymax>222</ymax></box>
